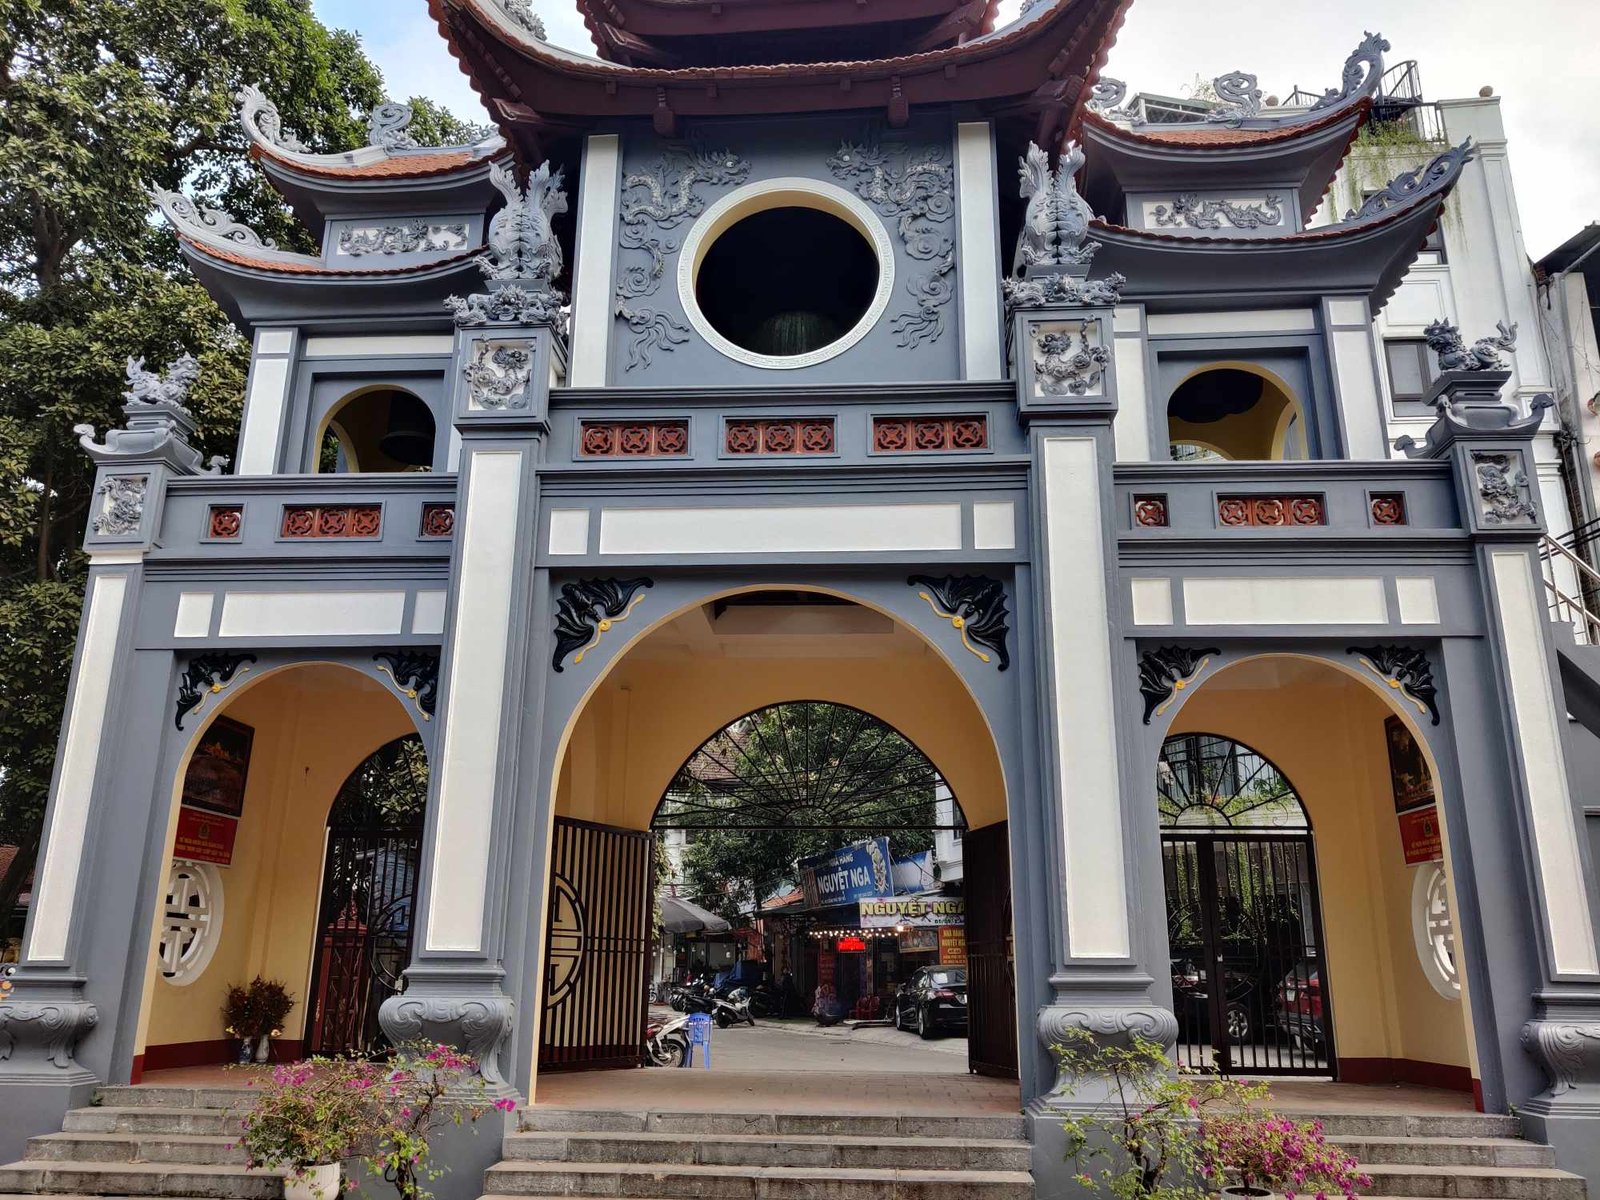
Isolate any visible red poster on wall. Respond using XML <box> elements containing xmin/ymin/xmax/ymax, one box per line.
<box><xmin>938</xmin><ymin>925</ymin><xmax>967</xmax><ymax>964</ymax></box>
<box><xmin>1398</xmin><ymin>805</ymin><xmax>1443</xmax><ymax>865</ymax></box>
<box><xmin>174</xmin><ymin>807</ymin><xmax>238</xmax><ymax>866</ymax></box>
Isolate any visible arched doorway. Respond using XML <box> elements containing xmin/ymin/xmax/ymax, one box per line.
<box><xmin>535</xmin><ymin>588</ymin><xmax>1017</xmax><ymax>1087</ymax></box>
<box><xmin>316</xmin><ymin>385</ymin><xmax>437</xmax><ymax>473</ymax></box>
<box><xmin>1167</xmin><ymin>363</ymin><xmax>1306</xmax><ymax>462</ymax></box>
<box><xmin>303</xmin><ymin>734</ymin><xmax>429</xmax><ymax>1057</ymax></box>
<box><xmin>1159</xmin><ymin>732</ymin><xmax>1332</xmax><ymax>1076</ymax></box>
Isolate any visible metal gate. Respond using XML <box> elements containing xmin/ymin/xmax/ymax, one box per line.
<box><xmin>538</xmin><ymin>817</ymin><xmax>654</xmax><ymax>1071</ymax></box>
<box><xmin>1159</xmin><ymin>733</ymin><xmax>1333</xmax><ymax>1077</ymax></box>
<box><xmin>965</xmin><ymin>821</ymin><xmax>1018</xmax><ymax>1079</ymax></box>
<box><xmin>304</xmin><ymin>737</ymin><xmax>426</xmax><ymax>1057</ymax></box>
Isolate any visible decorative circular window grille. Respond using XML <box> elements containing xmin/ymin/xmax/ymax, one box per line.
<box><xmin>158</xmin><ymin>860</ymin><xmax>223</xmax><ymax>985</ymax></box>
<box><xmin>677</xmin><ymin>178</ymin><xmax>896</xmax><ymax>370</ymax></box>
<box><xmin>1412</xmin><ymin>862</ymin><xmax>1460</xmax><ymax>999</ymax></box>
<box><xmin>544</xmin><ymin>874</ymin><xmax>587</xmax><ymax>1009</ymax></box>
<box><xmin>1157</xmin><ymin>733</ymin><xmax>1309</xmax><ymax>830</ymax></box>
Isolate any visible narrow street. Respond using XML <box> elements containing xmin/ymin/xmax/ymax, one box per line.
<box><xmin>655</xmin><ymin>1014</ymin><xmax>969</xmax><ymax>1073</ymax></box>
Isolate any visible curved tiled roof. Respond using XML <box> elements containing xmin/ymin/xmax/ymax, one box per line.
<box><xmin>175</xmin><ymin>235</ymin><xmax>483</xmax><ymax>278</ymax></box>
<box><xmin>1081</xmin><ymin>97</ymin><xmax>1371</xmax><ymax>150</ymax></box>
<box><xmin>249</xmin><ymin>142</ymin><xmax>494</xmax><ymax>181</ymax></box>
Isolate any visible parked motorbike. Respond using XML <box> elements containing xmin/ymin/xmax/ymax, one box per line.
<box><xmin>672</xmin><ymin>979</ymin><xmax>753</xmax><ymax>1028</ymax></box>
<box><xmin>717</xmin><ymin>987</ymin><xmax>756</xmax><ymax>1028</ymax></box>
<box><xmin>645</xmin><ymin>1015</ymin><xmax>688</xmax><ymax>1067</ymax></box>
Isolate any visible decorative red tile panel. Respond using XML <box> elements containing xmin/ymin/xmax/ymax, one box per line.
<box><xmin>1133</xmin><ymin>496</ymin><xmax>1169</xmax><ymax>528</ymax></box>
<box><xmin>207</xmin><ymin>505</ymin><xmax>243</xmax><ymax>539</ymax></box>
<box><xmin>579</xmin><ymin>420</ymin><xmax>689</xmax><ymax>457</ymax></box>
<box><xmin>281</xmin><ymin>504</ymin><xmax>382</xmax><ymax>539</ymax></box>
<box><xmin>1217</xmin><ymin>495</ymin><xmax>1326</xmax><ymax>527</ymax></box>
<box><xmin>420</xmin><ymin>503</ymin><xmax>456</xmax><ymax>538</ymax></box>
<box><xmin>1370</xmin><ymin>493</ymin><xmax>1407</xmax><ymax>525</ymax></box>
<box><xmin>724</xmin><ymin>418</ymin><xmax>835</xmax><ymax>455</ymax></box>
<box><xmin>873</xmin><ymin>416</ymin><xmax>988</xmax><ymax>453</ymax></box>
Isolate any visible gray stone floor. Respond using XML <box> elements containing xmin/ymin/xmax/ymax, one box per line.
<box><xmin>677</xmin><ymin>1016</ymin><xmax>969</xmax><ymax>1072</ymax></box>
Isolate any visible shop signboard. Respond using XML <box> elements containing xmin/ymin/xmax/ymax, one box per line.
<box><xmin>891</xmin><ymin>850</ymin><xmax>936</xmax><ymax>894</ymax></box>
<box><xmin>799</xmin><ymin>838</ymin><xmax>893</xmax><ymax>908</ymax></box>
<box><xmin>1398</xmin><ymin>805</ymin><xmax>1443</xmax><ymax>865</ymax></box>
<box><xmin>858</xmin><ymin>896</ymin><xmax>965</xmax><ymax>928</ymax></box>
<box><xmin>937</xmin><ymin>925</ymin><xmax>967</xmax><ymax>964</ymax></box>
<box><xmin>898</xmin><ymin>928</ymin><xmax>938</xmax><ymax>954</ymax></box>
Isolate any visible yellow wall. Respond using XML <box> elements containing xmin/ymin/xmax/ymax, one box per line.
<box><xmin>554</xmin><ymin>653</ymin><xmax>1007</xmax><ymax>831</ymax></box>
<box><xmin>1167</xmin><ymin>367</ymin><xmax>1303</xmax><ymax>461</ymax></box>
<box><xmin>1168</xmin><ymin>657</ymin><xmax>1471</xmax><ymax>1072</ymax></box>
<box><xmin>138</xmin><ymin>665</ymin><xmax>417</xmax><ymax>1051</ymax></box>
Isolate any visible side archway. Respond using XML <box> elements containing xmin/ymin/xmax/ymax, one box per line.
<box><xmin>1166</xmin><ymin>361</ymin><xmax>1307</xmax><ymax>462</ymax></box>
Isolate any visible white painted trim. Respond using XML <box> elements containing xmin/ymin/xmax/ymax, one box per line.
<box><xmin>28</xmin><ymin>572</ymin><xmax>128</xmax><ymax>961</ymax></box>
<box><xmin>569</xmin><ymin>134</ymin><xmax>621</xmax><ymax>387</ymax></box>
<box><xmin>303</xmin><ymin>335</ymin><xmax>453</xmax><ymax>358</ymax></box>
<box><xmin>1112</xmin><ymin>330</ymin><xmax>1152</xmax><ymax>461</ymax></box>
<box><xmin>1146</xmin><ymin>309</ymin><xmax>1316</xmax><ymax>336</ymax></box>
<box><xmin>1040</xmin><ymin>437</ymin><xmax>1130</xmax><ymax>958</ymax></box>
<box><xmin>256</xmin><ymin>329</ymin><xmax>295</xmax><ymax>355</ymax></box>
<box><xmin>412</xmin><ymin>591</ymin><xmax>448</xmax><ymax>636</ymax></box>
<box><xmin>217</xmin><ymin>591</ymin><xmax>407</xmax><ymax>637</ymax></box>
<box><xmin>1489</xmin><ymin>550</ymin><xmax>1600</xmax><ymax>976</ymax></box>
<box><xmin>1130</xmin><ymin>578</ymin><xmax>1174</xmax><ymax>626</ymax></box>
<box><xmin>1327</xmin><ymin>298</ymin><xmax>1369</xmax><ymax>326</ymax></box>
<box><xmin>548</xmin><ymin>508</ymin><xmax>591</xmax><ymax>555</ymax></box>
<box><xmin>86</xmin><ymin>550</ymin><xmax>146</xmax><ymax>565</ymax></box>
<box><xmin>675</xmin><ymin>177</ymin><xmax>896</xmax><ymax>370</ymax></box>
<box><xmin>1396</xmin><ymin>577</ymin><xmax>1442</xmax><ymax>626</ymax></box>
<box><xmin>174</xmin><ymin>592</ymin><xmax>215</xmax><ymax>638</ymax></box>
<box><xmin>597</xmin><ymin>503</ymin><xmax>962</xmax><ymax>556</ymax></box>
<box><xmin>426</xmin><ymin>450</ymin><xmax>524</xmax><ymax>952</ymax></box>
<box><xmin>971</xmin><ymin>501</ymin><xmax>1016</xmax><ymax>551</ymax></box>
<box><xmin>236</xmin><ymin>354</ymin><xmax>291</xmax><ymax>476</ymax></box>
<box><xmin>1183</xmin><ymin>576</ymin><xmax>1388</xmax><ymax>625</ymax></box>
<box><xmin>1329</xmin><ymin>327</ymin><xmax>1388</xmax><ymax>459</ymax></box>
<box><xmin>956</xmin><ymin>122</ymin><xmax>1003</xmax><ymax>381</ymax></box>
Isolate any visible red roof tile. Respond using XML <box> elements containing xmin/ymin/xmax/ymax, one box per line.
<box><xmin>179</xmin><ymin>237</ymin><xmax>483</xmax><ymax>277</ymax></box>
<box><xmin>251</xmin><ymin>142</ymin><xmax>492</xmax><ymax>181</ymax></box>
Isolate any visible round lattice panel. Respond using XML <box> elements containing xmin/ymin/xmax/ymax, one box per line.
<box><xmin>159</xmin><ymin>860</ymin><xmax>224</xmax><ymax>986</ymax></box>
<box><xmin>1411</xmin><ymin>862</ymin><xmax>1460</xmax><ymax>999</ymax></box>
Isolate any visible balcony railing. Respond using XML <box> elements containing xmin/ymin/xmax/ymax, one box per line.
<box><xmin>1542</xmin><ymin>534</ymin><xmax>1600</xmax><ymax>645</ymax></box>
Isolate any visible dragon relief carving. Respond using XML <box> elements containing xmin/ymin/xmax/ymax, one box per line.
<box><xmin>1153</xmin><ymin>193</ymin><xmax>1283</xmax><ymax>231</ymax></box>
<box><xmin>483</xmin><ymin>160</ymin><xmax>568</xmax><ymax>285</ymax></box>
<box><xmin>91</xmin><ymin>475</ymin><xmax>148</xmax><ymax>537</ymax></box>
<box><xmin>464</xmin><ymin>341</ymin><xmax>535</xmax><ymax>411</ymax></box>
<box><xmin>236</xmin><ymin>84</ymin><xmax>308</xmax><ymax>153</ymax></box>
<box><xmin>366</xmin><ymin>101</ymin><xmax>420</xmax><ymax>151</ymax></box>
<box><xmin>1031</xmin><ymin>321</ymin><xmax>1109</xmax><ymax>396</ymax></box>
<box><xmin>1310</xmin><ymin>31</ymin><xmax>1391</xmax><ymax>111</ymax></box>
<box><xmin>1423</xmin><ymin>319</ymin><xmax>1518</xmax><ymax>372</ymax></box>
<box><xmin>1204</xmin><ymin>71</ymin><xmax>1264</xmax><ymax>127</ymax></box>
<box><xmin>614</xmin><ymin>145</ymin><xmax>750</xmax><ymax>370</ymax></box>
<box><xmin>1343</xmin><ymin>141</ymin><xmax>1474</xmax><ymax>223</ymax></box>
<box><xmin>339</xmin><ymin>221</ymin><xmax>469</xmax><ymax>257</ymax></box>
<box><xmin>1472</xmin><ymin>452</ymin><xmax>1538</xmax><ymax>525</ymax></box>
<box><xmin>827</xmin><ymin>141</ymin><xmax>956</xmax><ymax>348</ymax></box>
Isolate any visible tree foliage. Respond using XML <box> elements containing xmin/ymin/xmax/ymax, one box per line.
<box><xmin>0</xmin><ymin>0</ymin><xmax>474</xmax><ymax>923</ymax></box>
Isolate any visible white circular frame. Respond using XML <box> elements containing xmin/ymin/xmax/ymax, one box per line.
<box><xmin>1411</xmin><ymin>861</ymin><xmax>1461</xmax><ymax>1000</ymax></box>
<box><xmin>158</xmin><ymin>859</ymin><xmax>224</xmax><ymax>986</ymax></box>
<box><xmin>676</xmin><ymin>177</ymin><xmax>896</xmax><ymax>370</ymax></box>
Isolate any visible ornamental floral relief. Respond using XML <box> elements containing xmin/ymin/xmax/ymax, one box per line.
<box><xmin>465</xmin><ymin>339</ymin><xmax>535</xmax><ymax>411</ymax></box>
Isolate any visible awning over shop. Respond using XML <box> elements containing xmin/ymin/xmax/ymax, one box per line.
<box><xmin>660</xmin><ymin>895</ymin><xmax>732</xmax><ymax>934</ymax></box>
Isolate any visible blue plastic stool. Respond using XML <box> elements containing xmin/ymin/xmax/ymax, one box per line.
<box><xmin>682</xmin><ymin>1012</ymin><xmax>712</xmax><ymax>1068</ymax></box>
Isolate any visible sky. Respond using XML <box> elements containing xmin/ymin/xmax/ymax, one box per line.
<box><xmin>310</xmin><ymin>0</ymin><xmax>1600</xmax><ymax>260</ymax></box>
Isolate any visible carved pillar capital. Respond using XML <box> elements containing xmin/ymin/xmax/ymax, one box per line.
<box><xmin>1522</xmin><ymin>1017</ymin><xmax>1600</xmax><ymax>1098</ymax></box>
<box><xmin>0</xmin><ymin>979</ymin><xmax>99</xmax><ymax>1083</ymax></box>
<box><xmin>378</xmin><ymin>970</ymin><xmax>515</xmax><ymax>1096</ymax></box>
<box><xmin>1036</xmin><ymin>1000</ymin><xmax>1178</xmax><ymax>1096</ymax></box>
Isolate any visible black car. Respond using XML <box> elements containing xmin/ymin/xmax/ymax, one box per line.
<box><xmin>893</xmin><ymin>964</ymin><xmax>968</xmax><ymax>1039</ymax></box>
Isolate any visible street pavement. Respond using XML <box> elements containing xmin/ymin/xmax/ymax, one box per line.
<box><xmin>674</xmin><ymin>1015</ymin><xmax>969</xmax><ymax>1073</ymax></box>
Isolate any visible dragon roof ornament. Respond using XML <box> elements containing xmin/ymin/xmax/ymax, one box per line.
<box><xmin>446</xmin><ymin>160</ymin><xmax>570</xmax><ymax>328</ymax></box>
<box><xmin>1004</xmin><ymin>141</ymin><xmax>1125</xmax><ymax>309</ymax></box>
<box><xmin>237</xmin><ymin>85</ymin><xmax>308</xmax><ymax>153</ymax></box>
<box><xmin>1309</xmin><ymin>31</ymin><xmax>1390</xmax><ymax>112</ymax></box>
<box><xmin>1340</xmin><ymin>140</ymin><xmax>1474</xmax><ymax>226</ymax></box>
<box><xmin>235</xmin><ymin>83</ymin><xmax>504</xmax><ymax>169</ymax></box>
<box><xmin>151</xmin><ymin>188</ymin><xmax>325</xmax><ymax>268</ymax></box>
<box><xmin>75</xmin><ymin>355</ymin><xmax>228</xmax><ymax>474</ymax></box>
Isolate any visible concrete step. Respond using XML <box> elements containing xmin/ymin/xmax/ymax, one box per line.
<box><xmin>25</xmin><ymin>1135</ymin><xmax>246</xmax><ymax>1168</ymax></box>
<box><xmin>484</xmin><ymin>1160</ymin><xmax>1035</xmax><ymax>1200</ymax></box>
<box><xmin>1359</xmin><ymin>1163</ymin><xmax>1587</xmax><ymax>1200</ymax></box>
<box><xmin>63</xmin><ymin>1113</ymin><xmax>236</xmax><ymax>1139</ymax></box>
<box><xmin>1306</xmin><ymin>1113</ymin><xmax>1523</xmax><ymax>1139</ymax></box>
<box><xmin>502</xmin><ymin>1129</ymin><xmax>1031</xmax><ymax>1171</ymax></box>
<box><xmin>0</xmin><ymin>1161</ymin><xmax>284</xmax><ymax>1199</ymax></box>
<box><xmin>1332</xmin><ymin>1136</ymin><xmax>1557</xmax><ymax>1169</ymax></box>
<box><xmin>516</xmin><ymin>1108</ymin><xmax>1026</xmax><ymax>1141</ymax></box>
<box><xmin>91</xmin><ymin>1091</ymin><xmax>251</xmax><ymax>1114</ymax></box>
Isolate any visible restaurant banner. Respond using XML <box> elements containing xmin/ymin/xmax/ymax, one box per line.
<box><xmin>858</xmin><ymin>895</ymin><xmax>965</xmax><ymax>928</ymax></box>
<box><xmin>1398</xmin><ymin>805</ymin><xmax>1443</xmax><ymax>865</ymax></box>
<box><xmin>799</xmin><ymin>838</ymin><xmax>892</xmax><ymax>908</ymax></box>
<box><xmin>937</xmin><ymin>925</ymin><xmax>967</xmax><ymax>964</ymax></box>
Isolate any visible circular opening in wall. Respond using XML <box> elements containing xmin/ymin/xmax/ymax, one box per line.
<box><xmin>694</xmin><ymin>206</ymin><xmax>879</xmax><ymax>360</ymax></box>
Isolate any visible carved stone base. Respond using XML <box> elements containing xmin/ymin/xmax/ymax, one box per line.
<box><xmin>0</xmin><ymin>988</ymin><xmax>99</xmax><ymax>1083</ymax></box>
<box><xmin>378</xmin><ymin>967</ymin><xmax>515</xmax><ymax>1097</ymax></box>
<box><xmin>1034</xmin><ymin>987</ymin><xmax>1178</xmax><ymax>1105</ymax></box>
<box><xmin>1522</xmin><ymin>1016</ymin><xmax>1600</xmax><ymax>1099</ymax></box>
<box><xmin>1518</xmin><ymin>997</ymin><xmax>1600</xmax><ymax>1186</ymax></box>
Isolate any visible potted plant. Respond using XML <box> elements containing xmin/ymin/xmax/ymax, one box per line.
<box><xmin>234</xmin><ymin>1059</ymin><xmax>385</xmax><ymax>1200</ymax></box>
<box><xmin>222</xmin><ymin>983</ymin><xmax>258</xmax><ymax>1065</ymax></box>
<box><xmin>222</xmin><ymin>977</ymin><xmax>296</xmax><ymax>1063</ymax></box>
<box><xmin>1199</xmin><ymin>1112</ymin><xmax>1371</xmax><ymax>1200</ymax></box>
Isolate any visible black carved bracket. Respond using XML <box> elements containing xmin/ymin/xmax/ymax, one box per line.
<box><xmin>374</xmin><ymin>650</ymin><xmax>440</xmax><ymax>720</ymax></box>
<box><xmin>1138</xmin><ymin>645</ymin><xmax>1221</xmax><ymax>724</ymax></box>
<box><xmin>1347</xmin><ymin>645</ymin><xmax>1441</xmax><ymax>725</ymax></box>
<box><xmin>175</xmin><ymin>653</ymin><xmax>258</xmax><ymax>730</ymax></box>
<box><xmin>909</xmin><ymin>575</ymin><xmax>1011</xmax><ymax>670</ymax></box>
<box><xmin>552</xmin><ymin>578</ymin><xmax>654</xmax><ymax>672</ymax></box>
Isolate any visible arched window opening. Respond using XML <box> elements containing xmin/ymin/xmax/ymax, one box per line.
<box><xmin>304</xmin><ymin>734</ymin><xmax>429</xmax><ymax>1057</ymax></box>
<box><xmin>318</xmin><ymin>387</ymin><xmax>436</xmax><ymax>474</ymax></box>
<box><xmin>1158</xmin><ymin>732</ymin><xmax>1309</xmax><ymax>831</ymax></box>
<box><xmin>1167</xmin><ymin>367</ymin><xmax>1306</xmax><ymax>462</ymax></box>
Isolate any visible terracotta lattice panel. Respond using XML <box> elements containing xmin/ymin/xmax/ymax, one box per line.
<box><xmin>207</xmin><ymin>505</ymin><xmax>243</xmax><ymax>539</ymax></box>
<box><xmin>1133</xmin><ymin>496</ymin><xmax>1169</xmax><ymax>528</ymax></box>
<box><xmin>579</xmin><ymin>420</ymin><xmax>689</xmax><ymax>457</ymax></box>
<box><xmin>419</xmin><ymin>503</ymin><xmax>456</xmax><ymax>538</ymax></box>
<box><xmin>724</xmin><ymin>418</ymin><xmax>835</xmax><ymax>455</ymax></box>
<box><xmin>1216</xmin><ymin>495</ymin><xmax>1326</xmax><ymax>527</ymax></box>
<box><xmin>873</xmin><ymin>415</ymin><xmax>988</xmax><ymax>453</ymax></box>
<box><xmin>280</xmin><ymin>504</ymin><xmax>383</xmax><ymax>538</ymax></box>
<box><xmin>1370</xmin><ymin>493</ymin><xmax>1408</xmax><ymax>525</ymax></box>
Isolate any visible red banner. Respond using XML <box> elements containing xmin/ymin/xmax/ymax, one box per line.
<box><xmin>1398</xmin><ymin>805</ymin><xmax>1443</xmax><ymax>866</ymax></box>
<box><xmin>937</xmin><ymin>925</ymin><xmax>967</xmax><ymax>964</ymax></box>
<box><xmin>174</xmin><ymin>807</ymin><xmax>238</xmax><ymax>866</ymax></box>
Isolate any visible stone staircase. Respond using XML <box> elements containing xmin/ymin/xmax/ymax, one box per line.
<box><xmin>0</xmin><ymin>1087</ymin><xmax>1590</xmax><ymax>1200</ymax></box>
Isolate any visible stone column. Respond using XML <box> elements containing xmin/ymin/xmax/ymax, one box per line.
<box><xmin>1401</xmin><ymin>368</ymin><xmax>1600</xmax><ymax>1181</ymax></box>
<box><xmin>379</xmin><ymin>167</ymin><xmax>570</xmax><ymax>1094</ymax></box>
<box><xmin>0</xmin><ymin>360</ymin><xmax>225</xmax><ymax>1158</ymax></box>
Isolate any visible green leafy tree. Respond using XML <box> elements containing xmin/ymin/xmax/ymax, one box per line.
<box><xmin>0</xmin><ymin>0</ymin><xmax>473</xmax><ymax>925</ymax></box>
